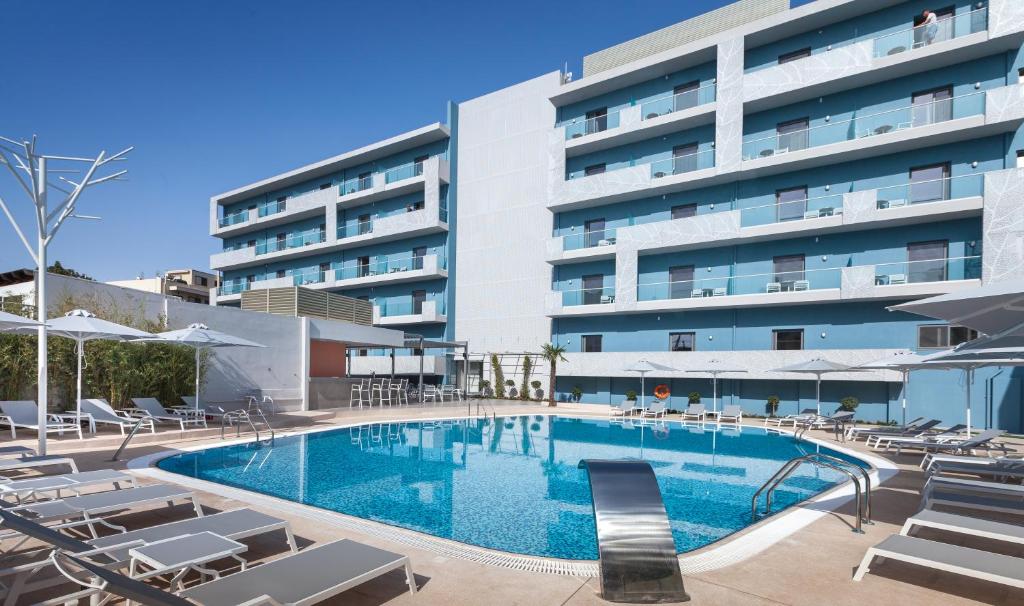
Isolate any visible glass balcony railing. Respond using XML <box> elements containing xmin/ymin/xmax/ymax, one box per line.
<box><xmin>876</xmin><ymin>173</ymin><xmax>984</xmax><ymax>209</ymax></box>
<box><xmin>385</xmin><ymin>161</ymin><xmax>425</xmax><ymax>184</ymax></box>
<box><xmin>290</xmin><ymin>270</ymin><xmax>328</xmax><ymax>286</ymax></box>
<box><xmin>340</xmin><ymin>175</ymin><xmax>374</xmax><ymax>196</ymax></box>
<box><xmin>739</xmin><ymin>192</ymin><xmax>845</xmax><ymax>228</ymax></box>
<box><xmin>742</xmin><ymin>91</ymin><xmax>985</xmax><ymax>160</ymax></box>
<box><xmin>255</xmin><ymin>230</ymin><xmax>326</xmax><ymax>255</ymax></box>
<box><xmin>439</xmin><ymin>204</ymin><xmax>448</xmax><ymax>223</ymax></box>
<box><xmin>218</xmin><ymin>212</ymin><xmax>249</xmax><ymax>228</ymax></box>
<box><xmin>560</xmin><ymin>228</ymin><xmax>618</xmax><ymax>251</ymax></box>
<box><xmin>874</xmin><ymin>255</ymin><xmax>981</xmax><ymax>285</ymax></box>
<box><xmin>560</xmin><ymin>285</ymin><xmax>616</xmax><ymax>306</ymax></box>
<box><xmin>874</xmin><ymin>8</ymin><xmax>988</xmax><ymax>58</ymax></box>
<box><xmin>335</xmin><ymin>254</ymin><xmax>446</xmax><ymax>280</ymax></box>
<box><xmin>378</xmin><ymin>298</ymin><xmax>446</xmax><ymax>317</ymax></box>
<box><xmin>564</xmin><ymin>112</ymin><xmax>621</xmax><ymax>140</ymax></box>
<box><xmin>638</xmin><ymin>267</ymin><xmax>842</xmax><ymax>301</ymax></box>
<box><xmin>640</xmin><ymin>83</ymin><xmax>717</xmax><ymax>120</ymax></box>
<box><xmin>649</xmin><ymin>148</ymin><xmax>716</xmax><ymax>178</ymax></box>
<box><xmin>337</xmin><ymin>219</ymin><xmax>374</xmax><ymax>239</ymax></box>
<box><xmin>218</xmin><ymin>282</ymin><xmax>249</xmax><ymax>296</ymax></box>
<box><xmin>258</xmin><ymin>200</ymin><xmax>287</xmax><ymax>218</ymax></box>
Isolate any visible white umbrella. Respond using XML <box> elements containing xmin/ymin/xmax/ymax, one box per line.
<box><xmin>623</xmin><ymin>360</ymin><xmax>678</xmax><ymax>408</ymax></box>
<box><xmin>771</xmin><ymin>358</ymin><xmax>860</xmax><ymax>415</ymax></box>
<box><xmin>918</xmin><ymin>346</ymin><xmax>1024</xmax><ymax>435</ymax></box>
<box><xmin>888</xmin><ymin>278</ymin><xmax>1024</xmax><ymax>335</ymax></box>
<box><xmin>0</xmin><ymin>310</ymin><xmax>42</xmax><ymax>331</ymax></box>
<box><xmin>858</xmin><ymin>351</ymin><xmax>932</xmax><ymax>427</ymax></box>
<box><xmin>686</xmin><ymin>360</ymin><xmax>746</xmax><ymax>413</ymax></box>
<box><xmin>47</xmin><ymin>310</ymin><xmax>153</xmax><ymax>424</ymax></box>
<box><xmin>148</xmin><ymin>323</ymin><xmax>265</xmax><ymax>409</ymax></box>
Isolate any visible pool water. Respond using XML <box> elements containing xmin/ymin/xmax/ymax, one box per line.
<box><xmin>157</xmin><ymin>416</ymin><xmax>866</xmax><ymax>560</ymax></box>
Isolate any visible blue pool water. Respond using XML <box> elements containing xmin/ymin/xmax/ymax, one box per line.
<box><xmin>157</xmin><ymin>416</ymin><xmax>866</xmax><ymax>560</ymax></box>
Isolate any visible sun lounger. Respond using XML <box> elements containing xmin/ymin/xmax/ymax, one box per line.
<box><xmin>921</xmin><ymin>453</ymin><xmax>1018</xmax><ymax>472</ymax></box>
<box><xmin>922</xmin><ymin>489</ymin><xmax>1024</xmax><ymax>516</ymax></box>
<box><xmin>0</xmin><ymin>469</ymin><xmax>133</xmax><ymax>503</ymax></box>
<box><xmin>641</xmin><ymin>401</ymin><xmax>667</xmax><ymax>419</ymax></box>
<box><xmin>845</xmin><ymin>417</ymin><xmax>925</xmax><ymax>440</ymax></box>
<box><xmin>0</xmin><ymin>446</ymin><xmax>37</xmax><ymax>458</ymax></box>
<box><xmin>929</xmin><ymin>459</ymin><xmax>1024</xmax><ymax>480</ymax></box>
<box><xmin>717</xmin><ymin>405</ymin><xmax>743</xmax><ymax>423</ymax></box>
<box><xmin>48</xmin><ymin>537</ymin><xmax>417</xmax><ymax>605</ymax></box>
<box><xmin>922</xmin><ymin>476</ymin><xmax>1024</xmax><ymax>504</ymax></box>
<box><xmin>127</xmin><ymin>398</ymin><xmax>207</xmax><ymax>430</ymax></box>
<box><xmin>889</xmin><ymin>428</ymin><xmax>1007</xmax><ymax>456</ymax></box>
<box><xmin>871</xmin><ymin>423</ymin><xmax>964</xmax><ymax>450</ymax></box>
<box><xmin>681</xmin><ymin>403</ymin><xmax>705</xmax><ymax>422</ymax></box>
<box><xmin>0</xmin><ymin>455</ymin><xmax>77</xmax><ymax>475</ymax></box>
<box><xmin>901</xmin><ymin>509</ymin><xmax>1024</xmax><ymax>546</ymax></box>
<box><xmin>763</xmin><ymin>408</ymin><xmax>817</xmax><ymax>427</ymax></box>
<box><xmin>853</xmin><ymin>534</ymin><xmax>1024</xmax><ymax>589</ymax></box>
<box><xmin>861</xmin><ymin>419</ymin><xmax>943</xmax><ymax>445</ymax></box>
<box><xmin>81</xmin><ymin>399</ymin><xmax>155</xmax><ymax>435</ymax></box>
<box><xmin>0</xmin><ymin>401</ymin><xmax>82</xmax><ymax>440</ymax></box>
<box><xmin>609</xmin><ymin>401</ymin><xmax>635</xmax><ymax>418</ymax></box>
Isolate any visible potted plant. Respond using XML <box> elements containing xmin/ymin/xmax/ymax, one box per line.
<box><xmin>531</xmin><ymin>380</ymin><xmax>543</xmax><ymax>400</ymax></box>
<box><xmin>839</xmin><ymin>396</ymin><xmax>860</xmax><ymax>412</ymax></box>
<box><xmin>505</xmin><ymin>379</ymin><xmax>517</xmax><ymax>398</ymax></box>
<box><xmin>688</xmin><ymin>391</ymin><xmax>701</xmax><ymax>404</ymax></box>
<box><xmin>571</xmin><ymin>385</ymin><xmax>583</xmax><ymax>402</ymax></box>
<box><xmin>479</xmin><ymin>379</ymin><xmax>493</xmax><ymax>398</ymax></box>
<box><xmin>766</xmin><ymin>395</ymin><xmax>781</xmax><ymax>417</ymax></box>
<box><xmin>540</xmin><ymin>343</ymin><xmax>568</xmax><ymax>407</ymax></box>
<box><xmin>625</xmin><ymin>390</ymin><xmax>638</xmax><ymax>402</ymax></box>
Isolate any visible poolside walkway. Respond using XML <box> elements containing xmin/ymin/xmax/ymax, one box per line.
<box><xmin>9</xmin><ymin>401</ymin><xmax>1024</xmax><ymax>605</ymax></box>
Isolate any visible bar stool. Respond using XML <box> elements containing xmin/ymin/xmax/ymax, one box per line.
<box><xmin>373</xmin><ymin>378</ymin><xmax>392</xmax><ymax>407</ymax></box>
<box><xmin>390</xmin><ymin>379</ymin><xmax>408</xmax><ymax>406</ymax></box>
<box><xmin>350</xmin><ymin>378</ymin><xmax>369</xmax><ymax>409</ymax></box>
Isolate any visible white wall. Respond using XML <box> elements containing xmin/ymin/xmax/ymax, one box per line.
<box><xmin>454</xmin><ymin>72</ymin><xmax>561</xmax><ymax>353</ymax></box>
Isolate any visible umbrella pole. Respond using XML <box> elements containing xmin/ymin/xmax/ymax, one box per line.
<box><xmin>640</xmin><ymin>373</ymin><xmax>645</xmax><ymax>409</ymax></box>
<box><xmin>816</xmin><ymin>375</ymin><xmax>821</xmax><ymax>416</ymax></box>
<box><xmin>713</xmin><ymin>374</ymin><xmax>718</xmax><ymax>413</ymax></box>
<box><xmin>195</xmin><ymin>348</ymin><xmax>201</xmax><ymax>410</ymax></box>
<box><xmin>965</xmin><ymin>368</ymin><xmax>972</xmax><ymax>436</ymax></box>
<box><xmin>901</xmin><ymin>369</ymin><xmax>908</xmax><ymax>428</ymax></box>
<box><xmin>76</xmin><ymin>339</ymin><xmax>83</xmax><ymax>426</ymax></box>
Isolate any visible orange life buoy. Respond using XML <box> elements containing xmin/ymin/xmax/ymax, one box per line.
<box><xmin>653</xmin><ymin>384</ymin><xmax>670</xmax><ymax>399</ymax></box>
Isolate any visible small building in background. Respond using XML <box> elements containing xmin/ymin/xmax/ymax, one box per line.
<box><xmin>107</xmin><ymin>269</ymin><xmax>218</xmax><ymax>305</ymax></box>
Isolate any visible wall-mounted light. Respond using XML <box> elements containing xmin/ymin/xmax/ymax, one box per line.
<box><xmin>706</xmin><ymin>267</ymin><xmax>712</xmax><ymax>272</ymax></box>
<box><xmin>825</xmin><ymin>184</ymin><xmax>831</xmax><ymax>191</ymax></box>
<box><xmin>827</xmin><ymin>44</ymin><xmax>833</xmax><ymax>51</ymax></box>
<box><xmin>972</xmin><ymin>161</ymin><xmax>979</xmax><ymax>168</ymax></box>
<box><xmin>974</xmin><ymin>82</ymin><xmax>981</xmax><ymax>90</ymax></box>
<box><xmin>820</xmin><ymin>332</ymin><xmax>827</xmax><ymax>339</ymax></box>
<box><xmin>708</xmin><ymin>335</ymin><xmax>714</xmax><ymax>341</ymax></box>
<box><xmin>825</xmin><ymin>115</ymin><xmax>831</xmax><ymax>122</ymax></box>
<box><xmin>821</xmin><ymin>255</ymin><xmax>828</xmax><ymax>262</ymax></box>
<box><xmin>709</xmin><ymin>204</ymin><xmax>715</xmax><ymax>210</ymax></box>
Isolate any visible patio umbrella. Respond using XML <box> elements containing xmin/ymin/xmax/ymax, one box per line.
<box><xmin>686</xmin><ymin>360</ymin><xmax>746</xmax><ymax>413</ymax></box>
<box><xmin>47</xmin><ymin>310</ymin><xmax>153</xmax><ymax>424</ymax></box>
<box><xmin>888</xmin><ymin>278</ymin><xmax>1024</xmax><ymax>335</ymax></box>
<box><xmin>915</xmin><ymin>353</ymin><xmax>1024</xmax><ymax>436</ymax></box>
<box><xmin>771</xmin><ymin>358</ymin><xmax>860</xmax><ymax>415</ymax></box>
<box><xmin>858</xmin><ymin>351</ymin><xmax>932</xmax><ymax>427</ymax></box>
<box><xmin>623</xmin><ymin>360</ymin><xmax>678</xmax><ymax>408</ymax></box>
<box><xmin>0</xmin><ymin>310</ymin><xmax>42</xmax><ymax>331</ymax></box>
<box><xmin>148</xmin><ymin>323</ymin><xmax>265</xmax><ymax>410</ymax></box>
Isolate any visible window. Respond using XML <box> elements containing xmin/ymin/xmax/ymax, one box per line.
<box><xmin>198</xmin><ymin>277</ymin><xmax>208</xmax><ymax>287</ymax></box>
<box><xmin>669</xmin><ymin>332</ymin><xmax>695</xmax><ymax>352</ymax></box>
<box><xmin>246</xmin><ymin>274</ymin><xmax>256</xmax><ymax>285</ymax></box>
<box><xmin>772</xmin><ymin>329</ymin><xmax>804</xmax><ymax>350</ymax></box>
<box><xmin>671</xmin><ymin>204</ymin><xmax>697</xmax><ymax>220</ymax></box>
<box><xmin>318</xmin><ymin>223</ymin><xmax>327</xmax><ymax>240</ymax></box>
<box><xmin>672</xmin><ymin>142</ymin><xmax>699</xmax><ymax>174</ymax></box>
<box><xmin>907</xmin><ymin>240</ymin><xmax>948</xmax><ymax>283</ymax></box>
<box><xmin>358</xmin><ymin>172</ymin><xmax>372</xmax><ymax>189</ymax></box>
<box><xmin>412</xmin><ymin>290</ymin><xmax>426</xmax><ymax>314</ymax></box>
<box><xmin>319</xmin><ymin>182</ymin><xmax>332</xmax><ymax>190</ymax></box>
<box><xmin>276</xmin><ymin>196</ymin><xmax>287</xmax><ymax>212</ymax></box>
<box><xmin>911</xmin><ymin>86</ymin><xmax>953</xmax><ymax>126</ymax></box>
<box><xmin>778</xmin><ymin>47</ymin><xmax>811</xmax><ymax>64</ymax></box>
<box><xmin>275</xmin><ymin>233</ymin><xmax>286</xmax><ymax>251</ymax></box>
<box><xmin>319</xmin><ymin>262</ymin><xmax>331</xmax><ymax>278</ymax></box>
<box><xmin>909</xmin><ymin>163</ymin><xmax>950</xmax><ymax>204</ymax></box>
<box><xmin>357</xmin><ymin>255</ymin><xmax>370</xmax><ymax>277</ymax></box>
<box><xmin>582</xmin><ymin>274</ymin><xmax>604</xmax><ymax>305</ymax></box>
<box><xmin>773</xmin><ymin>254</ymin><xmax>806</xmax><ymax>289</ymax></box>
<box><xmin>585</xmin><ymin>107</ymin><xmax>608</xmax><ymax>134</ymax></box>
<box><xmin>918</xmin><ymin>325</ymin><xmax>979</xmax><ymax>349</ymax></box>
<box><xmin>669</xmin><ymin>265</ymin><xmax>695</xmax><ymax>299</ymax></box>
<box><xmin>584</xmin><ymin>163</ymin><xmax>606</xmax><ymax>176</ymax></box>
<box><xmin>412</xmin><ymin>246</ymin><xmax>427</xmax><ymax>269</ymax></box>
<box><xmin>413</xmin><ymin>155</ymin><xmax>429</xmax><ymax>176</ymax></box>
<box><xmin>584</xmin><ymin>218</ymin><xmax>606</xmax><ymax>248</ymax></box>
<box><xmin>276</xmin><ymin>270</ymin><xmax>286</xmax><ymax>279</ymax></box>
<box><xmin>673</xmin><ymin>81</ymin><xmax>700</xmax><ymax>111</ymax></box>
<box><xmin>776</xmin><ymin>186</ymin><xmax>808</xmax><ymax>222</ymax></box>
<box><xmin>246</xmin><ymin>239</ymin><xmax>257</xmax><ymax>249</ymax></box>
<box><xmin>358</xmin><ymin>214</ymin><xmax>372</xmax><ymax>235</ymax></box>
<box><xmin>776</xmin><ymin>118</ymin><xmax>809</xmax><ymax>152</ymax></box>
<box><xmin>408</xmin><ymin>200</ymin><xmax>425</xmax><ymax>212</ymax></box>
<box><xmin>581</xmin><ymin>334</ymin><xmax>602</xmax><ymax>352</ymax></box>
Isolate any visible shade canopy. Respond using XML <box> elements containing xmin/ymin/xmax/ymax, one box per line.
<box><xmin>888</xmin><ymin>278</ymin><xmax>1024</xmax><ymax>334</ymax></box>
<box><xmin>0</xmin><ymin>310</ymin><xmax>41</xmax><ymax>330</ymax></box>
<box><xmin>857</xmin><ymin>351</ymin><xmax>932</xmax><ymax>427</ymax></box>
<box><xmin>686</xmin><ymin>360</ymin><xmax>746</xmax><ymax>413</ymax></box>
<box><xmin>772</xmin><ymin>358</ymin><xmax>859</xmax><ymax>415</ymax></box>
<box><xmin>623</xmin><ymin>360</ymin><xmax>678</xmax><ymax>374</ymax></box>
<box><xmin>928</xmin><ymin>333</ymin><xmax>1024</xmax><ymax>362</ymax></box>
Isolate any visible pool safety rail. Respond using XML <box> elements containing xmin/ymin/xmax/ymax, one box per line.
<box><xmin>752</xmin><ymin>454</ymin><xmax>872</xmax><ymax>533</ymax></box>
<box><xmin>578</xmin><ymin>459</ymin><xmax>690</xmax><ymax>604</ymax></box>
<box><xmin>221</xmin><ymin>407</ymin><xmax>275</xmax><ymax>445</ymax></box>
<box><xmin>109</xmin><ymin>417</ymin><xmax>151</xmax><ymax>462</ymax></box>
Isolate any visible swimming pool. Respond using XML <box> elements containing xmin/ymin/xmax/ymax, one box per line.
<box><xmin>157</xmin><ymin>416</ymin><xmax>867</xmax><ymax>560</ymax></box>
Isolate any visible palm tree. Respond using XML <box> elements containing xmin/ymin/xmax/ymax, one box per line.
<box><xmin>540</xmin><ymin>343</ymin><xmax>568</xmax><ymax>407</ymax></box>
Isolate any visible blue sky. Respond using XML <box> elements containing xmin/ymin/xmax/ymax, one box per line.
<box><xmin>0</xmin><ymin>0</ymin><xmax>809</xmax><ymax>281</ymax></box>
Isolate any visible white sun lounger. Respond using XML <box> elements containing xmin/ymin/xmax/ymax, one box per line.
<box><xmin>889</xmin><ymin>428</ymin><xmax>1006</xmax><ymax>456</ymax></box>
<box><xmin>853</xmin><ymin>534</ymin><xmax>1024</xmax><ymax>589</ymax></box>
<box><xmin>921</xmin><ymin>453</ymin><xmax>1018</xmax><ymax>472</ymax></box>
<box><xmin>862</xmin><ymin>419</ymin><xmax>944</xmax><ymax>447</ymax></box>
<box><xmin>0</xmin><ymin>401</ymin><xmax>82</xmax><ymax>440</ymax></box>
<box><xmin>901</xmin><ymin>509</ymin><xmax>1024</xmax><ymax>546</ymax></box>
<box><xmin>609</xmin><ymin>401</ymin><xmax>635</xmax><ymax>418</ymax></box>
<box><xmin>929</xmin><ymin>459</ymin><xmax>1024</xmax><ymax>481</ymax></box>
<box><xmin>642</xmin><ymin>401</ymin><xmax>667</xmax><ymax>419</ymax></box>
<box><xmin>763</xmin><ymin>408</ymin><xmax>817</xmax><ymax>427</ymax></box>
<box><xmin>872</xmin><ymin>424</ymin><xmax>964</xmax><ymax>450</ymax></box>
<box><xmin>681</xmin><ymin>403</ymin><xmax>705</xmax><ymax>422</ymax></box>
<box><xmin>0</xmin><ymin>455</ymin><xmax>77</xmax><ymax>475</ymax></box>
<box><xmin>845</xmin><ymin>417</ymin><xmax>926</xmax><ymax>440</ymax></box>
<box><xmin>81</xmin><ymin>399</ymin><xmax>155</xmax><ymax>435</ymax></box>
<box><xmin>127</xmin><ymin>398</ymin><xmax>207</xmax><ymax>430</ymax></box>
<box><xmin>717</xmin><ymin>405</ymin><xmax>743</xmax><ymax>423</ymax></box>
<box><xmin>922</xmin><ymin>475</ymin><xmax>1024</xmax><ymax>503</ymax></box>
<box><xmin>0</xmin><ymin>469</ymin><xmax>134</xmax><ymax>503</ymax></box>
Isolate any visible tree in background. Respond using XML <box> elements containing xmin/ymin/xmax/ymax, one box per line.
<box><xmin>47</xmin><ymin>261</ymin><xmax>94</xmax><ymax>281</ymax></box>
<box><xmin>540</xmin><ymin>343</ymin><xmax>567</xmax><ymax>407</ymax></box>
<box><xmin>520</xmin><ymin>355</ymin><xmax>532</xmax><ymax>400</ymax></box>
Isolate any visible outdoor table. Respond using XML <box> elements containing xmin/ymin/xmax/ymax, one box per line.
<box><xmin>874</xmin><ymin>124</ymin><xmax>893</xmax><ymax>135</ymax></box>
<box><xmin>129</xmin><ymin>532</ymin><xmax>247</xmax><ymax>591</ymax></box>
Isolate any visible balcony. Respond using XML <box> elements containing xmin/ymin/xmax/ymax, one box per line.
<box><xmin>336</xmin><ymin>208</ymin><xmax>448</xmax><ymax>248</ymax></box>
<box><xmin>338</xmin><ymin>157</ymin><xmax>450</xmax><ymax>207</ymax></box>
<box><xmin>743</xmin><ymin>7</ymin><xmax>1003</xmax><ymax>111</ymax></box>
<box><xmin>256</xmin><ymin>229</ymin><xmax>326</xmax><ymax>255</ymax></box>
<box><xmin>213</xmin><ymin>187</ymin><xmax>336</xmax><ymax>237</ymax></box>
<box><xmin>210</xmin><ymin>229</ymin><xmax>329</xmax><ymax>270</ymax></box>
<box><xmin>562</xmin><ymin>84</ymin><xmax>717</xmax><ymax>157</ymax></box>
<box><xmin>545</xmin><ymin>285</ymin><xmax>616</xmax><ymax>316</ymax></box>
<box><xmin>373</xmin><ymin>299</ymin><xmax>447</xmax><ymax>326</ymax></box>
<box><xmin>334</xmin><ymin>253</ymin><xmax>448</xmax><ymax>288</ymax></box>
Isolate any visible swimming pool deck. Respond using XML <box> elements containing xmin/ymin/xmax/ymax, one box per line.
<box><xmin>11</xmin><ymin>401</ymin><xmax>1024</xmax><ymax>606</ymax></box>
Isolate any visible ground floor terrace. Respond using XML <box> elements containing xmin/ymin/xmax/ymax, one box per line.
<box><xmin>4</xmin><ymin>400</ymin><xmax>1022</xmax><ymax>606</ymax></box>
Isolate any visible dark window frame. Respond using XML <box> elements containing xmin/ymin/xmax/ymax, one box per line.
<box><xmin>772</xmin><ymin>329</ymin><xmax>804</xmax><ymax>351</ymax></box>
<box><xmin>778</xmin><ymin>47</ymin><xmax>812</xmax><ymax>64</ymax></box>
<box><xmin>917</xmin><ymin>324</ymin><xmax>979</xmax><ymax>349</ymax></box>
<box><xmin>669</xmin><ymin>332</ymin><xmax>696</xmax><ymax>352</ymax></box>
<box><xmin>581</xmin><ymin>334</ymin><xmax>603</xmax><ymax>353</ymax></box>
<box><xmin>671</xmin><ymin>204</ymin><xmax>697</xmax><ymax>220</ymax></box>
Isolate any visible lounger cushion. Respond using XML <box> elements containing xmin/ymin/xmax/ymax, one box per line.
<box><xmin>179</xmin><ymin>539</ymin><xmax>408</xmax><ymax>606</ymax></box>
<box><xmin>908</xmin><ymin>509</ymin><xmax>1024</xmax><ymax>544</ymax></box>
<box><xmin>868</xmin><ymin>535</ymin><xmax>1024</xmax><ymax>588</ymax></box>
<box><xmin>19</xmin><ymin>484</ymin><xmax>190</xmax><ymax>519</ymax></box>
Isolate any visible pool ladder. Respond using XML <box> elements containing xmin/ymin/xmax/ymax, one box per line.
<box><xmin>221</xmin><ymin>407</ymin><xmax>275</xmax><ymax>446</ymax></box>
<box><xmin>751</xmin><ymin>453</ymin><xmax>872</xmax><ymax>533</ymax></box>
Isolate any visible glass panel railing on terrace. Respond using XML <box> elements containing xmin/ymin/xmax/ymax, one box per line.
<box><xmin>874</xmin><ymin>255</ymin><xmax>981</xmax><ymax>285</ymax></box>
<box><xmin>335</xmin><ymin>254</ymin><xmax>446</xmax><ymax>280</ymax></box>
<box><xmin>560</xmin><ymin>285</ymin><xmax>616</xmax><ymax>306</ymax></box>
<box><xmin>337</xmin><ymin>219</ymin><xmax>374</xmax><ymax>239</ymax></box>
<box><xmin>640</xmin><ymin>83</ymin><xmax>717</xmax><ymax>120</ymax></box>
<box><xmin>638</xmin><ymin>267</ymin><xmax>842</xmax><ymax>301</ymax></box>
<box><xmin>218</xmin><ymin>282</ymin><xmax>249</xmax><ymax>296</ymax></box>
<box><xmin>874</xmin><ymin>8</ymin><xmax>988</xmax><ymax>58</ymax></box>
<box><xmin>340</xmin><ymin>175</ymin><xmax>374</xmax><ymax>196</ymax></box>
<box><xmin>291</xmin><ymin>270</ymin><xmax>328</xmax><ymax>286</ymax></box>
<box><xmin>560</xmin><ymin>228</ymin><xmax>618</xmax><ymax>251</ymax></box>
<box><xmin>876</xmin><ymin>173</ymin><xmax>984</xmax><ymax>209</ymax></box>
<box><xmin>258</xmin><ymin>200</ymin><xmax>287</xmax><ymax>218</ymax></box>
<box><xmin>378</xmin><ymin>298</ymin><xmax>446</xmax><ymax>317</ymax></box>
<box><xmin>384</xmin><ymin>161</ymin><xmax>425</xmax><ymax>184</ymax></box>
<box><xmin>564</xmin><ymin>112</ymin><xmax>621</xmax><ymax>140</ymax></box>
<box><xmin>255</xmin><ymin>230</ymin><xmax>326</xmax><ymax>255</ymax></box>
<box><xmin>218</xmin><ymin>212</ymin><xmax>249</xmax><ymax>228</ymax></box>
<box><xmin>739</xmin><ymin>192</ymin><xmax>845</xmax><ymax>228</ymax></box>
<box><xmin>649</xmin><ymin>149</ymin><xmax>716</xmax><ymax>178</ymax></box>
<box><xmin>742</xmin><ymin>92</ymin><xmax>985</xmax><ymax>160</ymax></box>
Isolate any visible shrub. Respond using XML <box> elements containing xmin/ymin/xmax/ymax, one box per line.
<box><xmin>530</xmin><ymin>380</ymin><xmax>541</xmax><ymax>389</ymax></box>
<box><xmin>688</xmin><ymin>391</ymin><xmax>701</xmax><ymax>404</ymax></box>
<box><xmin>520</xmin><ymin>355</ymin><xmax>532</xmax><ymax>400</ymax></box>
<box><xmin>839</xmin><ymin>396</ymin><xmax>860</xmax><ymax>412</ymax></box>
<box><xmin>766</xmin><ymin>395</ymin><xmax>781</xmax><ymax>416</ymax></box>
<box><xmin>491</xmin><ymin>354</ymin><xmax>505</xmax><ymax>398</ymax></box>
<box><xmin>571</xmin><ymin>385</ymin><xmax>583</xmax><ymax>402</ymax></box>
<box><xmin>625</xmin><ymin>390</ymin><xmax>637</xmax><ymax>401</ymax></box>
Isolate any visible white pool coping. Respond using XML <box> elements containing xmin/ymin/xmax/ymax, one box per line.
<box><xmin>128</xmin><ymin>413</ymin><xmax>898</xmax><ymax>578</ymax></box>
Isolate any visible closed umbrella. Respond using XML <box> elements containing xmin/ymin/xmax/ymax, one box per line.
<box><xmin>686</xmin><ymin>360</ymin><xmax>746</xmax><ymax>413</ymax></box>
<box><xmin>0</xmin><ymin>310</ymin><xmax>42</xmax><ymax>331</ymax></box>
<box><xmin>771</xmin><ymin>358</ymin><xmax>860</xmax><ymax>415</ymax></box>
<box><xmin>623</xmin><ymin>360</ymin><xmax>678</xmax><ymax>408</ymax></box>
<box><xmin>858</xmin><ymin>351</ymin><xmax>932</xmax><ymax>427</ymax></box>
<box><xmin>148</xmin><ymin>323</ymin><xmax>265</xmax><ymax>410</ymax></box>
<box><xmin>47</xmin><ymin>310</ymin><xmax>153</xmax><ymax>425</ymax></box>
